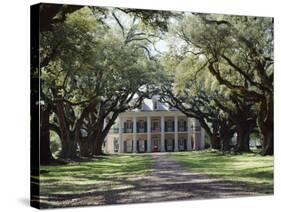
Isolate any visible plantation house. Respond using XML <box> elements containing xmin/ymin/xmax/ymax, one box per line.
<box><xmin>104</xmin><ymin>96</ymin><xmax>205</xmax><ymax>153</ymax></box>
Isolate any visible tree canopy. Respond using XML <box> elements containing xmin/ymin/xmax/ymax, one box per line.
<box><xmin>38</xmin><ymin>6</ymin><xmax>168</xmax><ymax>159</ymax></box>
<box><xmin>34</xmin><ymin>4</ymin><xmax>274</xmax><ymax>162</ymax></box>
<box><xmin>159</xmin><ymin>13</ymin><xmax>273</xmax><ymax>155</ymax></box>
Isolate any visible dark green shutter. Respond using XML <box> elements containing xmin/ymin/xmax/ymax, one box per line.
<box><xmin>144</xmin><ymin>121</ymin><xmax>147</xmax><ymax>132</ymax></box>
<box><xmin>144</xmin><ymin>140</ymin><xmax>147</xmax><ymax>152</ymax></box>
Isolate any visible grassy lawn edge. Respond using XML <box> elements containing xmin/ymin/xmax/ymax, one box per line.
<box><xmin>168</xmin><ymin>150</ymin><xmax>273</xmax><ymax>194</ymax></box>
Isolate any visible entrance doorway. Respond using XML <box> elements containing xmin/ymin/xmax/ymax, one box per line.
<box><xmin>152</xmin><ymin>139</ymin><xmax>160</xmax><ymax>152</ymax></box>
<box><xmin>138</xmin><ymin>140</ymin><xmax>147</xmax><ymax>152</ymax></box>
<box><xmin>124</xmin><ymin>140</ymin><xmax>133</xmax><ymax>153</ymax></box>
<box><xmin>178</xmin><ymin>139</ymin><xmax>186</xmax><ymax>151</ymax></box>
<box><xmin>166</xmin><ymin>139</ymin><xmax>174</xmax><ymax>151</ymax></box>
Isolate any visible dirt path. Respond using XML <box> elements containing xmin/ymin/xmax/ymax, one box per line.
<box><xmin>43</xmin><ymin>153</ymin><xmax>261</xmax><ymax>208</ymax></box>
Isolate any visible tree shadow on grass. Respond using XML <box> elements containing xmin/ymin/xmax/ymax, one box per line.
<box><xmin>38</xmin><ymin>154</ymin><xmax>273</xmax><ymax>209</ymax></box>
<box><xmin>39</xmin><ymin>174</ymin><xmax>271</xmax><ymax>209</ymax></box>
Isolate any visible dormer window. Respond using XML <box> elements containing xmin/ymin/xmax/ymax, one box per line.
<box><xmin>153</xmin><ymin>100</ymin><xmax>158</xmax><ymax>110</ymax></box>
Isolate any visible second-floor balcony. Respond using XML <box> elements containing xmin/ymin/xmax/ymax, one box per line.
<box><xmin>118</xmin><ymin>123</ymin><xmax>199</xmax><ymax>134</ymax></box>
<box><xmin>123</xmin><ymin>127</ymin><xmax>148</xmax><ymax>133</ymax></box>
<box><xmin>120</xmin><ymin>126</ymin><xmax>190</xmax><ymax>134</ymax></box>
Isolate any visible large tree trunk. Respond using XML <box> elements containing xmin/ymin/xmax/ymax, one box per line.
<box><xmin>210</xmin><ymin>134</ymin><xmax>221</xmax><ymax>149</ymax></box>
<box><xmin>258</xmin><ymin>94</ymin><xmax>273</xmax><ymax>156</ymax></box>
<box><xmin>79</xmin><ymin>125</ymin><xmax>104</xmax><ymax>156</ymax></box>
<box><xmin>235</xmin><ymin>123</ymin><xmax>250</xmax><ymax>152</ymax></box>
<box><xmin>221</xmin><ymin>134</ymin><xmax>231</xmax><ymax>153</ymax></box>
<box><xmin>80</xmin><ymin>110</ymin><xmax>120</xmax><ymax>156</ymax></box>
<box><xmin>220</xmin><ymin>123</ymin><xmax>234</xmax><ymax>153</ymax></box>
<box><xmin>68</xmin><ymin>132</ymin><xmax>77</xmax><ymax>159</ymax></box>
<box><xmin>91</xmin><ymin>119</ymin><xmax>114</xmax><ymax>156</ymax></box>
<box><xmin>91</xmin><ymin>128</ymin><xmax>106</xmax><ymax>156</ymax></box>
<box><xmin>40</xmin><ymin>106</ymin><xmax>54</xmax><ymax>164</ymax></box>
<box><xmin>261</xmin><ymin>129</ymin><xmax>273</xmax><ymax>155</ymax></box>
<box><xmin>55</xmin><ymin>99</ymin><xmax>77</xmax><ymax>159</ymax></box>
<box><xmin>79</xmin><ymin>133</ymin><xmax>105</xmax><ymax>156</ymax></box>
<box><xmin>92</xmin><ymin>140</ymin><xmax>104</xmax><ymax>155</ymax></box>
<box><xmin>59</xmin><ymin>131</ymin><xmax>77</xmax><ymax>159</ymax></box>
<box><xmin>59</xmin><ymin>131</ymin><xmax>70</xmax><ymax>158</ymax></box>
<box><xmin>210</xmin><ymin>122</ymin><xmax>221</xmax><ymax>149</ymax></box>
<box><xmin>79</xmin><ymin>138</ymin><xmax>93</xmax><ymax>157</ymax></box>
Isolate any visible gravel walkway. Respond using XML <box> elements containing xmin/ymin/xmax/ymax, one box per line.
<box><xmin>43</xmin><ymin>153</ymin><xmax>261</xmax><ymax>208</ymax></box>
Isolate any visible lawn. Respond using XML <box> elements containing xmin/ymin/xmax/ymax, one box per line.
<box><xmin>36</xmin><ymin>154</ymin><xmax>152</xmax><ymax>207</ymax></box>
<box><xmin>168</xmin><ymin>150</ymin><xmax>274</xmax><ymax>194</ymax></box>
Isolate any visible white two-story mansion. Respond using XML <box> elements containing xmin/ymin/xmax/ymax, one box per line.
<box><xmin>104</xmin><ymin>96</ymin><xmax>205</xmax><ymax>153</ymax></box>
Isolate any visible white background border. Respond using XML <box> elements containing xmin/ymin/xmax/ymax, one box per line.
<box><xmin>0</xmin><ymin>0</ymin><xmax>280</xmax><ymax>211</ymax></box>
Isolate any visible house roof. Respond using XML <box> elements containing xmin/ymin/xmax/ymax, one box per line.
<box><xmin>131</xmin><ymin>95</ymin><xmax>178</xmax><ymax>112</ymax></box>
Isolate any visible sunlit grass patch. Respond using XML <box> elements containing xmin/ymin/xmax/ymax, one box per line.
<box><xmin>39</xmin><ymin>154</ymin><xmax>152</xmax><ymax>196</ymax></box>
<box><xmin>169</xmin><ymin>150</ymin><xmax>273</xmax><ymax>194</ymax></box>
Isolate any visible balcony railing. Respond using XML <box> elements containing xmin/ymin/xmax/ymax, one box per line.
<box><xmin>165</xmin><ymin>127</ymin><xmax>174</xmax><ymax>132</ymax></box>
<box><xmin>151</xmin><ymin>128</ymin><xmax>161</xmax><ymax>133</ymax></box>
<box><xmin>123</xmin><ymin>128</ymin><xmax>133</xmax><ymax>133</ymax></box>
<box><xmin>121</xmin><ymin>126</ymin><xmax>200</xmax><ymax>133</ymax></box>
<box><xmin>137</xmin><ymin>128</ymin><xmax>147</xmax><ymax>133</ymax></box>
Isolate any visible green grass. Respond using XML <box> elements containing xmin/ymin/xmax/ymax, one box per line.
<box><xmin>169</xmin><ymin>150</ymin><xmax>274</xmax><ymax>194</ymax></box>
<box><xmin>39</xmin><ymin>154</ymin><xmax>152</xmax><ymax>197</ymax></box>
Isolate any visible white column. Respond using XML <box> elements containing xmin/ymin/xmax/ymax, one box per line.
<box><xmin>161</xmin><ymin>116</ymin><xmax>165</xmax><ymax>152</ymax></box>
<box><xmin>133</xmin><ymin>116</ymin><xmax>137</xmax><ymax>153</ymax></box>
<box><xmin>174</xmin><ymin>116</ymin><xmax>179</xmax><ymax>152</ymax></box>
<box><xmin>200</xmin><ymin>128</ymin><xmax>205</xmax><ymax>149</ymax></box>
<box><xmin>147</xmin><ymin>116</ymin><xmax>151</xmax><ymax>152</ymax></box>
<box><xmin>193</xmin><ymin>118</ymin><xmax>196</xmax><ymax>132</ymax></box>
<box><xmin>187</xmin><ymin>118</ymin><xmax>192</xmax><ymax>151</ymax></box>
<box><xmin>118</xmin><ymin>117</ymin><xmax>124</xmax><ymax>153</ymax></box>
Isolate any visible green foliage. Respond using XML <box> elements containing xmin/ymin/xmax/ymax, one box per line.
<box><xmin>41</xmin><ymin>6</ymin><xmax>160</xmax><ymax>104</ymax></box>
<box><xmin>174</xmin><ymin>14</ymin><xmax>273</xmax><ymax>93</ymax></box>
<box><xmin>158</xmin><ymin>13</ymin><xmax>273</xmax><ymax>153</ymax></box>
<box><xmin>40</xmin><ymin>6</ymin><xmax>169</xmax><ymax>157</ymax></box>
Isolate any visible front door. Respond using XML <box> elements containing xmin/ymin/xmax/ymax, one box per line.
<box><xmin>152</xmin><ymin>140</ymin><xmax>160</xmax><ymax>152</ymax></box>
<box><xmin>179</xmin><ymin>139</ymin><xmax>185</xmax><ymax>151</ymax></box>
<box><xmin>166</xmin><ymin>140</ymin><xmax>174</xmax><ymax>151</ymax></box>
<box><xmin>124</xmin><ymin>140</ymin><xmax>133</xmax><ymax>153</ymax></box>
<box><xmin>138</xmin><ymin>140</ymin><xmax>146</xmax><ymax>152</ymax></box>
